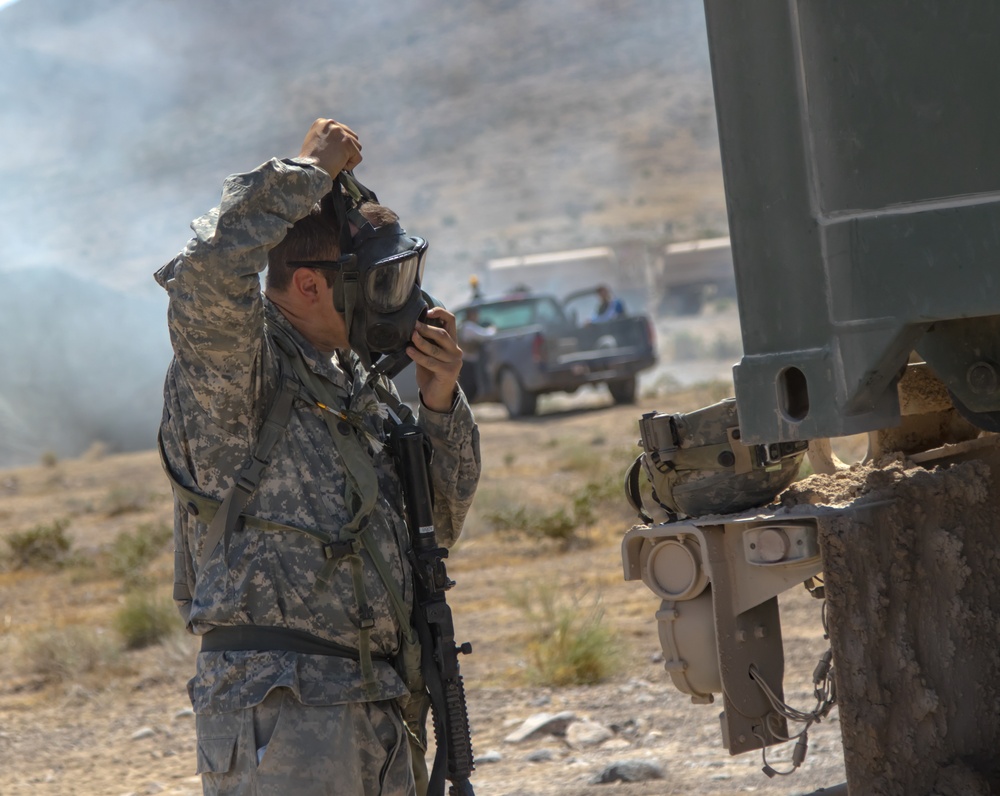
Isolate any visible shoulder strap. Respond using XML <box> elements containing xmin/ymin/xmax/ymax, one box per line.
<box><xmin>270</xmin><ymin>327</ymin><xmax>418</xmax><ymax>649</ymax></box>
<box><xmin>158</xmin><ymin>363</ymin><xmax>302</xmax><ymax>602</ymax></box>
<box><xmin>196</xmin><ymin>372</ymin><xmax>301</xmax><ymax>573</ymax></box>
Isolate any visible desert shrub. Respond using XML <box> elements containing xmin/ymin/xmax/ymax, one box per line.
<box><xmin>109</xmin><ymin>522</ymin><xmax>172</xmax><ymax>588</ymax></box>
<box><xmin>534</xmin><ymin>508</ymin><xmax>577</xmax><ymax>542</ymax></box>
<box><xmin>115</xmin><ymin>591</ymin><xmax>178</xmax><ymax>649</ymax></box>
<box><xmin>510</xmin><ymin>583</ymin><xmax>620</xmax><ymax>686</ymax></box>
<box><xmin>22</xmin><ymin>625</ymin><xmax>120</xmax><ymax>682</ymax></box>
<box><xmin>485</xmin><ymin>466</ymin><xmax>628</xmax><ymax>547</ymax></box>
<box><xmin>484</xmin><ymin>505</ymin><xmax>534</xmax><ymax>534</ymax></box>
<box><xmin>564</xmin><ymin>479</ymin><xmax>619</xmax><ymax>528</ymax></box>
<box><xmin>6</xmin><ymin>519</ymin><xmax>72</xmax><ymax>570</ymax></box>
<box><xmin>585</xmin><ymin>476</ymin><xmax>626</xmax><ymax>505</ymax></box>
<box><xmin>103</xmin><ymin>486</ymin><xmax>150</xmax><ymax>517</ymax></box>
<box><xmin>485</xmin><ymin>502</ymin><xmax>581</xmax><ymax>546</ymax></box>
<box><xmin>39</xmin><ymin>451</ymin><xmax>59</xmax><ymax>468</ymax></box>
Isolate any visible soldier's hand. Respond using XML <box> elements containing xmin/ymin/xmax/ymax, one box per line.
<box><xmin>298</xmin><ymin>118</ymin><xmax>362</xmax><ymax>175</ymax></box>
<box><xmin>409</xmin><ymin>307</ymin><xmax>463</xmax><ymax>413</ymax></box>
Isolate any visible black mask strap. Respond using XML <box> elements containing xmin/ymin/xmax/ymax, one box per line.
<box><xmin>322</xmin><ymin>170</ymin><xmax>382</xmax><ymax>317</ymax></box>
<box><xmin>342</xmin><ymin>268</ymin><xmax>360</xmax><ymax>350</ymax></box>
<box><xmin>319</xmin><ymin>170</ymin><xmax>380</xmax><ymax>257</ymax></box>
<box><xmin>338</xmin><ymin>171</ymin><xmax>379</xmax><ymax>251</ymax></box>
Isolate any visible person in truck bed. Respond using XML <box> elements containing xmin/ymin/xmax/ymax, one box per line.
<box><xmin>589</xmin><ymin>284</ymin><xmax>626</xmax><ymax>323</ymax></box>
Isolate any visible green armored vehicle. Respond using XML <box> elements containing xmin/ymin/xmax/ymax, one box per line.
<box><xmin>622</xmin><ymin>3</ymin><xmax>1000</xmax><ymax>794</ymax></box>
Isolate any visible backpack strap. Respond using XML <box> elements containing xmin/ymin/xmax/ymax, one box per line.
<box><xmin>195</xmin><ymin>373</ymin><xmax>302</xmax><ymax>574</ymax></box>
<box><xmin>159</xmin><ymin>368</ymin><xmax>303</xmax><ymax>604</ymax></box>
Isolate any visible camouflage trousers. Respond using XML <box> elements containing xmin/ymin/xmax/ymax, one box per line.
<box><xmin>196</xmin><ymin>687</ymin><xmax>415</xmax><ymax>796</ymax></box>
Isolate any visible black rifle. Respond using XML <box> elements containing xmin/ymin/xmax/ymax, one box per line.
<box><xmin>390</xmin><ymin>421</ymin><xmax>475</xmax><ymax>796</ymax></box>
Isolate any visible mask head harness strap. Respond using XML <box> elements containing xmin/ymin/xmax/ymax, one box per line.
<box><xmin>289</xmin><ymin>172</ymin><xmax>430</xmax><ymax>374</ymax></box>
<box><xmin>321</xmin><ymin>172</ymin><xmax>378</xmax><ymax>328</ymax></box>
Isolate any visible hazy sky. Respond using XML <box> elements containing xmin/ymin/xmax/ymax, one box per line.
<box><xmin>0</xmin><ymin>0</ymin><xmax>719</xmax><ymax>467</ymax></box>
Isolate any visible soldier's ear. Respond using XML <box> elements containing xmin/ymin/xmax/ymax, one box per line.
<box><xmin>291</xmin><ymin>267</ymin><xmax>323</xmax><ymax>302</ymax></box>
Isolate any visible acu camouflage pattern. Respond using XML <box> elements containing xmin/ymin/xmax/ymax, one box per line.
<box><xmin>638</xmin><ymin>398</ymin><xmax>802</xmax><ymax>518</ymax></box>
<box><xmin>154</xmin><ymin>157</ymin><xmax>481</xmax><ymax>716</ymax></box>
<box><xmin>197</xmin><ymin>689</ymin><xmax>413</xmax><ymax>796</ymax></box>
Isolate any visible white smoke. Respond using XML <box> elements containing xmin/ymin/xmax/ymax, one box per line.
<box><xmin>0</xmin><ymin>0</ymin><xmax>721</xmax><ymax>466</ymax></box>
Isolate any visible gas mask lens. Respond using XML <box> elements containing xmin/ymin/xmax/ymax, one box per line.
<box><xmin>363</xmin><ymin>236</ymin><xmax>427</xmax><ymax>313</ymax></box>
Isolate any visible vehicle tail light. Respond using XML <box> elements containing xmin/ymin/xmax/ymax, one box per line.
<box><xmin>532</xmin><ymin>332</ymin><xmax>545</xmax><ymax>364</ymax></box>
<box><xmin>645</xmin><ymin>318</ymin><xmax>657</xmax><ymax>349</ymax></box>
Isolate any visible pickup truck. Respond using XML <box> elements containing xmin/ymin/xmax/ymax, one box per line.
<box><xmin>451</xmin><ymin>288</ymin><xmax>658</xmax><ymax>417</ymax></box>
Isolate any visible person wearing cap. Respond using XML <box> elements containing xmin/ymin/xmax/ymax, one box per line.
<box><xmin>155</xmin><ymin>118</ymin><xmax>481</xmax><ymax>796</ymax></box>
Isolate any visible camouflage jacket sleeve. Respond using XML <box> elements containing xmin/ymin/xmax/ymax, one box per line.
<box><xmin>415</xmin><ymin>389</ymin><xmax>481</xmax><ymax>548</ymax></box>
<box><xmin>153</xmin><ymin>158</ymin><xmax>333</xmax><ymax>434</ymax></box>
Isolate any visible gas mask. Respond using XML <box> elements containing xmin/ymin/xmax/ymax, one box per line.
<box><xmin>292</xmin><ymin>172</ymin><xmax>435</xmax><ymax>378</ymax></box>
<box><xmin>335</xmin><ymin>220</ymin><xmax>434</xmax><ymax>377</ymax></box>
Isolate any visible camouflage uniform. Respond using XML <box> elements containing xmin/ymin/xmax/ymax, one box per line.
<box><xmin>154</xmin><ymin>157</ymin><xmax>481</xmax><ymax>795</ymax></box>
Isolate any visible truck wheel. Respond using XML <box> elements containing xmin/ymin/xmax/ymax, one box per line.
<box><xmin>500</xmin><ymin>369</ymin><xmax>537</xmax><ymax>418</ymax></box>
<box><xmin>608</xmin><ymin>376</ymin><xmax>637</xmax><ymax>404</ymax></box>
<box><xmin>949</xmin><ymin>388</ymin><xmax>1000</xmax><ymax>433</ymax></box>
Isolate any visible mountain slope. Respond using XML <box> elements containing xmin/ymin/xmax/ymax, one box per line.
<box><xmin>0</xmin><ymin>0</ymin><xmax>727</xmax><ymax>466</ymax></box>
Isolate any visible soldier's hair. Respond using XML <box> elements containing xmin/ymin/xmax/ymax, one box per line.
<box><xmin>265</xmin><ymin>201</ymin><xmax>341</xmax><ymax>293</ymax></box>
<box><xmin>265</xmin><ymin>201</ymin><xmax>399</xmax><ymax>293</ymax></box>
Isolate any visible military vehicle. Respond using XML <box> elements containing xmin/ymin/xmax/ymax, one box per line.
<box><xmin>621</xmin><ymin>3</ymin><xmax>1000</xmax><ymax>794</ymax></box>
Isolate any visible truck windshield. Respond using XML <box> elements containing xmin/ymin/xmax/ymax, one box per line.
<box><xmin>475</xmin><ymin>297</ymin><xmax>564</xmax><ymax>331</ymax></box>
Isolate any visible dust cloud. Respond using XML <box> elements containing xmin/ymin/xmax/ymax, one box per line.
<box><xmin>0</xmin><ymin>0</ymin><xmax>723</xmax><ymax>467</ymax></box>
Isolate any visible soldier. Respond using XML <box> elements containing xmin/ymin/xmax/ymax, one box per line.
<box><xmin>155</xmin><ymin>118</ymin><xmax>481</xmax><ymax>796</ymax></box>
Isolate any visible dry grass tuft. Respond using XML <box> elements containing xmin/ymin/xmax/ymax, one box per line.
<box><xmin>20</xmin><ymin>625</ymin><xmax>123</xmax><ymax>684</ymax></box>
<box><xmin>102</xmin><ymin>485</ymin><xmax>151</xmax><ymax>517</ymax></box>
<box><xmin>115</xmin><ymin>591</ymin><xmax>180</xmax><ymax>650</ymax></box>
<box><xmin>5</xmin><ymin>519</ymin><xmax>73</xmax><ymax>570</ymax></box>
<box><xmin>508</xmin><ymin>581</ymin><xmax>620</xmax><ymax>687</ymax></box>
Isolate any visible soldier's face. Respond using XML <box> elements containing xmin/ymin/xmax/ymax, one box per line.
<box><xmin>312</xmin><ymin>280</ymin><xmax>350</xmax><ymax>352</ymax></box>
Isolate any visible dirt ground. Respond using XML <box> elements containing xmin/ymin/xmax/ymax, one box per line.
<box><xmin>0</xmin><ymin>381</ymin><xmax>856</xmax><ymax>796</ymax></box>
